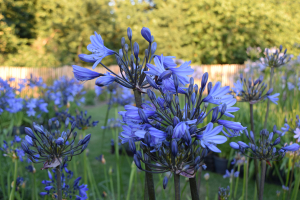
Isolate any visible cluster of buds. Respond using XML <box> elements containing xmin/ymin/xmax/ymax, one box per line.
<box><xmin>262</xmin><ymin>45</ymin><xmax>291</xmax><ymax>68</ymax></box>
<box><xmin>230</xmin><ymin>129</ymin><xmax>300</xmax><ymax>164</ymax></box>
<box><xmin>21</xmin><ymin>119</ymin><xmax>91</xmax><ymax>170</ymax></box>
<box><xmin>218</xmin><ymin>186</ymin><xmax>230</xmax><ymax>200</ymax></box>
<box><xmin>232</xmin><ymin>74</ymin><xmax>279</xmax><ymax>104</ymax></box>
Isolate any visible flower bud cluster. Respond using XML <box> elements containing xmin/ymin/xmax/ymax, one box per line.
<box><xmin>232</xmin><ymin>74</ymin><xmax>279</xmax><ymax>104</ymax></box>
<box><xmin>218</xmin><ymin>186</ymin><xmax>230</xmax><ymax>200</ymax></box>
<box><xmin>230</xmin><ymin>129</ymin><xmax>300</xmax><ymax>162</ymax></box>
<box><xmin>21</xmin><ymin>119</ymin><xmax>91</xmax><ymax>170</ymax></box>
<box><xmin>262</xmin><ymin>45</ymin><xmax>291</xmax><ymax>68</ymax></box>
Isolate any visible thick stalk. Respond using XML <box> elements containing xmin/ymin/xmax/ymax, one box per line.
<box><xmin>288</xmin><ymin>153</ymin><xmax>296</xmax><ymax>199</ymax></box>
<box><xmin>9</xmin><ymin>160</ymin><xmax>18</xmax><ymax>200</ymax></box>
<box><xmin>114</xmin><ymin>123</ymin><xmax>121</xmax><ymax>200</ymax></box>
<box><xmin>263</xmin><ymin>67</ymin><xmax>274</xmax><ymax>129</ymax></box>
<box><xmin>56</xmin><ymin>166</ymin><xmax>62</xmax><ymax>200</ymax></box>
<box><xmin>250</xmin><ymin>104</ymin><xmax>260</xmax><ymax>192</ymax></box>
<box><xmin>229</xmin><ymin>178</ymin><xmax>233</xmax><ymax>200</ymax></box>
<box><xmin>134</xmin><ymin>89</ymin><xmax>156</xmax><ymax>200</ymax></box>
<box><xmin>197</xmin><ymin>168</ymin><xmax>202</xmax><ymax>197</ymax></box>
<box><xmin>126</xmin><ymin>162</ymin><xmax>136</xmax><ymax>200</ymax></box>
<box><xmin>259</xmin><ymin>160</ymin><xmax>266</xmax><ymax>200</ymax></box>
<box><xmin>189</xmin><ymin>177</ymin><xmax>199</xmax><ymax>200</ymax></box>
<box><xmin>174</xmin><ymin>174</ymin><xmax>181</xmax><ymax>200</ymax></box>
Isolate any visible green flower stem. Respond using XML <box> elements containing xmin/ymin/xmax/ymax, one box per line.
<box><xmin>134</xmin><ymin>169</ymin><xmax>138</xmax><ymax>200</ymax></box>
<box><xmin>100</xmin><ymin>92</ymin><xmax>113</xmax><ymax>153</ymax></box>
<box><xmin>264</xmin><ymin>67</ymin><xmax>274</xmax><ymax>129</ymax></box>
<box><xmin>181</xmin><ymin>180</ymin><xmax>188</xmax><ymax>198</ymax></box>
<box><xmin>56</xmin><ymin>166</ymin><xmax>62</xmax><ymax>200</ymax></box>
<box><xmin>174</xmin><ymin>174</ymin><xmax>181</xmax><ymax>200</ymax></box>
<box><xmin>288</xmin><ymin>153</ymin><xmax>296</xmax><ymax>199</ymax></box>
<box><xmin>72</xmin><ymin>156</ymin><xmax>78</xmax><ymax>178</ymax></box>
<box><xmin>250</xmin><ymin>104</ymin><xmax>260</xmax><ymax>193</ymax></box>
<box><xmin>126</xmin><ymin>162</ymin><xmax>136</xmax><ymax>200</ymax></box>
<box><xmin>0</xmin><ymin>155</ymin><xmax>7</xmax><ymax>199</ymax></box>
<box><xmin>259</xmin><ymin>160</ymin><xmax>266</xmax><ymax>200</ymax></box>
<box><xmin>114</xmin><ymin>124</ymin><xmax>121</xmax><ymax>200</ymax></box>
<box><xmin>9</xmin><ymin>159</ymin><xmax>18</xmax><ymax>200</ymax></box>
<box><xmin>7</xmin><ymin>168</ymin><xmax>11</xmax><ymax>200</ymax></box>
<box><xmin>205</xmin><ymin>181</ymin><xmax>209</xmax><ymax>200</ymax></box>
<box><xmin>134</xmin><ymin>89</ymin><xmax>156</xmax><ymax>200</ymax></box>
<box><xmin>229</xmin><ymin>177</ymin><xmax>233</xmax><ymax>200</ymax></box>
<box><xmin>82</xmin><ymin>130</ymin><xmax>88</xmax><ymax>186</ymax></box>
<box><xmin>234</xmin><ymin>165</ymin><xmax>241</xmax><ymax>199</ymax></box>
<box><xmin>189</xmin><ymin>177</ymin><xmax>199</xmax><ymax>200</ymax></box>
<box><xmin>87</xmin><ymin>159</ymin><xmax>101</xmax><ymax>199</ymax></box>
<box><xmin>103</xmin><ymin>163</ymin><xmax>109</xmax><ymax>195</ymax></box>
<box><xmin>245</xmin><ymin>158</ymin><xmax>249</xmax><ymax>200</ymax></box>
<box><xmin>291</xmin><ymin>169</ymin><xmax>300</xmax><ymax>200</ymax></box>
<box><xmin>109</xmin><ymin>166</ymin><xmax>115</xmax><ymax>200</ymax></box>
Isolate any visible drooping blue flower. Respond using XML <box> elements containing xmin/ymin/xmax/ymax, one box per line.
<box><xmin>218</xmin><ymin>98</ymin><xmax>240</xmax><ymax>118</ymax></box>
<box><xmin>203</xmin><ymin>82</ymin><xmax>232</xmax><ymax>105</ymax></box>
<box><xmin>266</xmin><ymin>93</ymin><xmax>280</xmax><ymax>105</ymax></box>
<box><xmin>72</xmin><ymin>65</ymin><xmax>102</xmax><ymax>81</ymax></box>
<box><xmin>95</xmin><ymin>73</ymin><xmax>116</xmax><ymax>87</ymax></box>
<box><xmin>232</xmin><ymin>80</ymin><xmax>244</xmax><ymax>95</ymax></box>
<box><xmin>281</xmin><ymin>143</ymin><xmax>300</xmax><ymax>152</ymax></box>
<box><xmin>223</xmin><ymin>169</ymin><xmax>239</xmax><ymax>179</ymax></box>
<box><xmin>79</xmin><ymin>31</ymin><xmax>115</xmax><ymax>69</ymax></box>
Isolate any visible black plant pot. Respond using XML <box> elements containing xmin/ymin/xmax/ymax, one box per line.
<box><xmin>204</xmin><ymin>153</ymin><xmax>215</xmax><ymax>172</ymax></box>
<box><xmin>214</xmin><ymin>156</ymin><xmax>228</xmax><ymax>175</ymax></box>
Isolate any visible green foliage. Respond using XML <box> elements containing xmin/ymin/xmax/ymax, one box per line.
<box><xmin>1</xmin><ymin>0</ymin><xmax>300</xmax><ymax>66</ymax></box>
<box><xmin>85</xmin><ymin>89</ymin><xmax>96</xmax><ymax>106</ymax></box>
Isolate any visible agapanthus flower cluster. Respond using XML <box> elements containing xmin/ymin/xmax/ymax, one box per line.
<box><xmin>40</xmin><ymin>164</ymin><xmax>88</xmax><ymax>200</ymax></box>
<box><xmin>246</xmin><ymin>46</ymin><xmax>262</xmax><ymax>60</ymax></box>
<box><xmin>0</xmin><ymin>78</ymin><xmax>23</xmax><ymax>114</ymax></box>
<box><xmin>231</xmin><ymin>152</ymin><xmax>246</xmax><ymax>166</ymax></box>
<box><xmin>27</xmin><ymin>74</ymin><xmax>46</xmax><ymax>88</ymax></box>
<box><xmin>69</xmin><ymin>110</ymin><xmax>99</xmax><ymax>130</ymax></box>
<box><xmin>119</xmin><ymin>72</ymin><xmax>245</xmax><ymax>185</ymax></box>
<box><xmin>218</xmin><ymin>186</ymin><xmax>230</xmax><ymax>200</ymax></box>
<box><xmin>46</xmin><ymin>76</ymin><xmax>85</xmax><ymax>107</ymax></box>
<box><xmin>261</xmin><ymin>45</ymin><xmax>291</xmax><ymax>68</ymax></box>
<box><xmin>21</xmin><ymin>119</ymin><xmax>91</xmax><ymax>170</ymax></box>
<box><xmin>0</xmin><ymin>135</ymin><xmax>25</xmax><ymax>161</ymax></box>
<box><xmin>230</xmin><ymin>128</ymin><xmax>300</xmax><ymax>163</ymax></box>
<box><xmin>25</xmin><ymin>98</ymin><xmax>48</xmax><ymax>117</ymax></box>
<box><xmin>232</xmin><ymin>74</ymin><xmax>279</xmax><ymax>104</ymax></box>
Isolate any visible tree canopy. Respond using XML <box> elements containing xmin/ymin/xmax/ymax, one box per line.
<box><xmin>1</xmin><ymin>0</ymin><xmax>299</xmax><ymax>66</ymax></box>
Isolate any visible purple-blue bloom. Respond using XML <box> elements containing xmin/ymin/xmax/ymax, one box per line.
<box><xmin>281</xmin><ymin>143</ymin><xmax>300</xmax><ymax>152</ymax></box>
<box><xmin>95</xmin><ymin>73</ymin><xmax>116</xmax><ymax>87</ymax></box>
<box><xmin>72</xmin><ymin>65</ymin><xmax>102</xmax><ymax>81</ymax></box>
<box><xmin>141</xmin><ymin>27</ymin><xmax>152</xmax><ymax>43</ymax></box>
<box><xmin>267</xmin><ymin>93</ymin><xmax>280</xmax><ymax>105</ymax></box>
<box><xmin>79</xmin><ymin>31</ymin><xmax>115</xmax><ymax>69</ymax></box>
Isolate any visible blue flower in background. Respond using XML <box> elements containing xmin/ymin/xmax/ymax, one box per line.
<box><xmin>266</xmin><ymin>93</ymin><xmax>280</xmax><ymax>105</ymax></box>
<box><xmin>94</xmin><ymin>85</ymin><xmax>103</xmax><ymax>97</ymax></box>
<box><xmin>79</xmin><ymin>31</ymin><xmax>115</xmax><ymax>69</ymax></box>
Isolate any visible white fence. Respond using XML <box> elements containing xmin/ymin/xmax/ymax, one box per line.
<box><xmin>0</xmin><ymin>64</ymin><xmax>245</xmax><ymax>91</ymax></box>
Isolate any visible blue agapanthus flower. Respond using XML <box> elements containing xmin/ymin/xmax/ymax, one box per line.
<box><xmin>79</xmin><ymin>31</ymin><xmax>115</xmax><ymax>69</ymax></box>
<box><xmin>120</xmin><ymin>73</ymin><xmax>244</xmax><ymax>180</ymax></box>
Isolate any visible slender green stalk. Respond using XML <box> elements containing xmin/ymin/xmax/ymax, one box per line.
<box><xmin>33</xmin><ymin>172</ymin><xmax>38</xmax><ymax>200</ymax></box>
<box><xmin>250</xmin><ymin>104</ymin><xmax>260</xmax><ymax>193</ymax></box>
<box><xmin>229</xmin><ymin>177</ymin><xmax>233</xmax><ymax>200</ymax></box>
<box><xmin>205</xmin><ymin>181</ymin><xmax>209</xmax><ymax>200</ymax></box>
<box><xmin>82</xmin><ymin>130</ymin><xmax>88</xmax><ymax>189</ymax></box>
<box><xmin>7</xmin><ymin>168</ymin><xmax>11</xmax><ymax>200</ymax></box>
<box><xmin>254</xmin><ymin>183</ymin><xmax>257</xmax><ymax>200</ymax></box>
<box><xmin>114</xmin><ymin>122</ymin><xmax>121</xmax><ymax>200</ymax></box>
<box><xmin>126</xmin><ymin>162</ymin><xmax>136</xmax><ymax>200</ymax></box>
<box><xmin>292</xmin><ymin>169</ymin><xmax>300</xmax><ymax>200</ymax></box>
<box><xmin>234</xmin><ymin>165</ymin><xmax>241</xmax><ymax>199</ymax></box>
<box><xmin>174</xmin><ymin>174</ymin><xmax>181</xmax><ymax>200</ymax></box>
<box><xmin>0</xmin><ymin>155</ymin><xmax>7</xmax><ymax>199</ymax></box>
<box><xmin>189</xmin><ymin>177</ymin><xmax>199</xmax><ymax>200</ymax></box>
<box><xmin>9</xmin><ymin>159</ymin><xmax>18</xmax><ymax>200</ymax></box>
<box><xmin>109</xmin><ymin>167</ymin><xmax>115</xmax><ymax>200</ymax></box>
<box><xmin>181</xmin><ymin>180</ymin><xmax>188</xmax><ymax>198</ymax></box>
<box><xmin>100</xmin><ymin>92</ymin><xmax>112</xmax><ymax>153</ymax></box>
<box><xmin>135</xmin><ymin>169</ymin><xmax>138</xmax><ymax>200</ymax></box>
<box><xmin>103</xmin><ymin>163</ymin><xmax>109</xmax><ymax>194</ymax></box>
<box><xmin>72</xmin><ymin>156</ymin><xmax>78</xmax><ymax>178</ymax></box>
<box><xmin>31</xmin><ymin>173</ymin><xmax>35</xmax><ymax>200</ymax></box>
<box><xmin>263</xmin><ymin>67</ymin><xmax>274</xmax><ymax>129</ymax></box>
<box><xmin>242</xmin><ymin>163</ymin><xmax>246</xmax><ymax>200</ymax></box>
<box><xmin>56</xmin><ymin>166</ymin><xmax>62</xmax><ymax>200</ymax></box>
<box><xmin>134</xmin><ymin>89</ymin><xmax>156</xmax><ymax>200</ymax></box>
<box><xmin>288</xmin><ymin>153</ymin><xmax>296</xmax><ymax>199</ymax></box>
<box><xmin>274</xmin><ymin>162</ymin><xmax>284</xmax><ymax>185</ymax></box>
<box><xmin>245</xmin><ymin>158</ymin><xmax>249</xmax><ymax>200</ymax></box>
<box><xmin>259</xmin><ymin>160</ymin><xmax>266</xmax><ymax>200</ymax></box>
